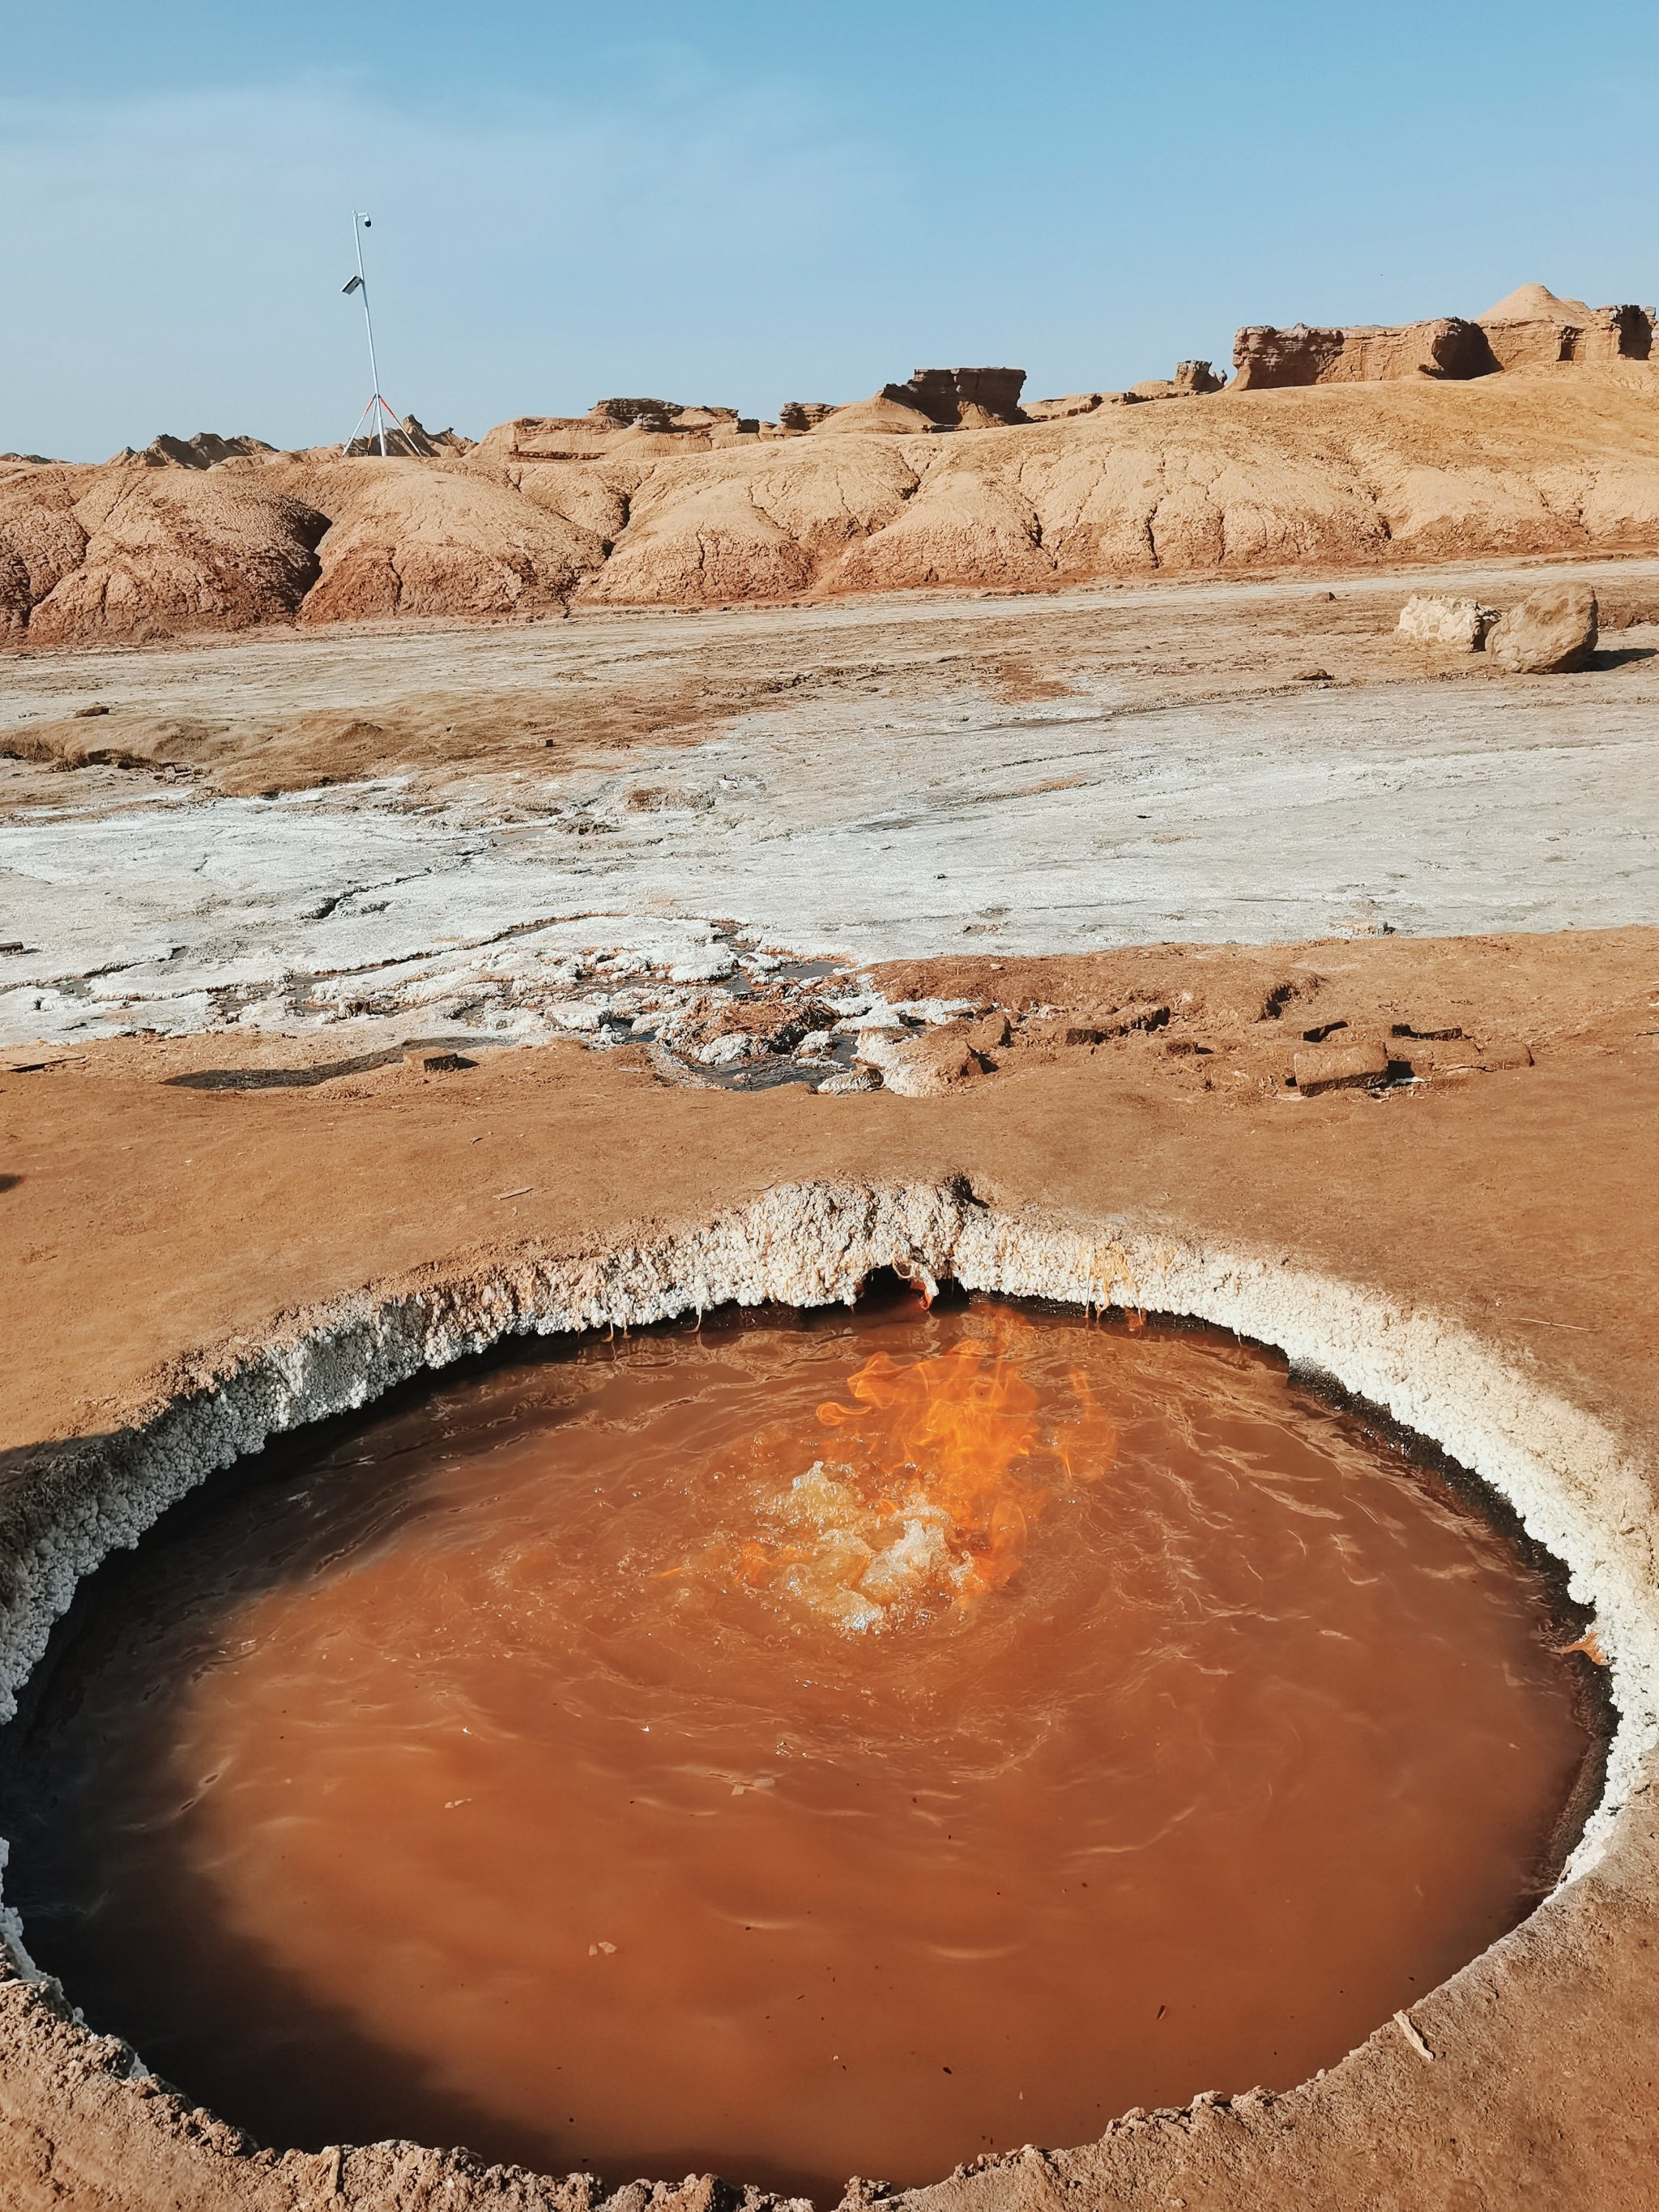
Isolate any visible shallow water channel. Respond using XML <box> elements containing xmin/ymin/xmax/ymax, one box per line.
<box><xmin>0</xmin><ymin>1298</ymin><xmax>1600</xmax><ymax>2200</ymax></box>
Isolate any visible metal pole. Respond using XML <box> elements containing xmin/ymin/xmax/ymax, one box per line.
<box><xmin>353</xmin><ymin>213</ymin><xmax>386</xmax><ymax>458</ymax></box>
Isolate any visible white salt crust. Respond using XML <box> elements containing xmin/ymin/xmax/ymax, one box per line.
<box><xmin>2</xmin><ymin>1179</ymin><xmax>1653</xmax><ymax>1985</ymax></box>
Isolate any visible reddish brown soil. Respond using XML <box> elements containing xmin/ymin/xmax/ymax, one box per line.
<box><xmin>0</xmin><ymin>926</ymin><xmax>1656</xmax><ymax>2208</ymax></box>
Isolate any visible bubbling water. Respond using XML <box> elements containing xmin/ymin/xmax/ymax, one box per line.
<box><xmin>720</xmin><ymin>1319</ymin><xmax>1119</xmax><ymax>1629</ymax></box>
<box><xmin>0</xmin><ymin>1298</ymin><xmax>1600</xmax><ymax>2204</ymax></box>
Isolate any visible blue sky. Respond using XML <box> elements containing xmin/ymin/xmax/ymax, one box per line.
<box><xmin>5</xmin><ymin>1</ymin><xmax>1657</xmax><ymax>458</ymax></box>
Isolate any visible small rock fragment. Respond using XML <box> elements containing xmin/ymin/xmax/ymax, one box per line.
<box><xmin>852</xmin><ymin>1026</ymin><xmax>911</xmax><ymax>1070</ymax></box>
<box><xmin>881</xmin><ymin>1040</ymin><xmax>984</xmax><ymax>1097</ymax></box>
<box><xmin>694</xmin><ymin>1035</ymin><xmax>761</xmax><ymax>1070</ymax></box>
<box><xmin>1021</xmin><ymin>1016</ymin><xmax>1108</xmax><ymax>1050</ymax></box>
<box><xmin>1478</xmin><ymin>1038</ymin><xmax>1533</xmax><ymax>1070</ymax></box>
<box><xmin>1486</xmin><ymin>585</ymin><xmax>1598</xmax><ymax>673</ymax></box>
<box><xmin>1293</xmin><ymin>1038</ymin><xmax>1390</xmax><ymax>1095</ymax></box>
<box><xmin>697</xmin><ymin>1032</ymin><xmax>758</xmax><ymax>1068</ymax></box>
<box><xmin>421</xmin><ymin>1051</ymin><xmax>476</xmax><ymax>1073</ymax></box>
<box><xmin>962</xmin><ymin>1009</ymin><xmax>1011</xmax><ymax>1053</ymax></box>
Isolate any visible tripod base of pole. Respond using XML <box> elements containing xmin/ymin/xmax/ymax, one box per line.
<box><xmin>343</xmin><ymin>394</ymin><xmax>416</xmax><ymax>458</ymax></box>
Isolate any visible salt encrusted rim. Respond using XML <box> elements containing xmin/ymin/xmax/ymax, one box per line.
<box><xmin>2</xmin><ymin>1177</ymin><xmax>1651</xmax><ymax>2071</ymax></box>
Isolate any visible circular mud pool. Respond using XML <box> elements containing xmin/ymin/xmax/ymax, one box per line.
<box><xmin>0</xmin><ymin>1298</ymin><xmax>1601</xmax><ymax>2201</ymax></box>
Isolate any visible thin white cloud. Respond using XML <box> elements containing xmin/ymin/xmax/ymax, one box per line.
<box><xmin>0</xmin><ymin>70</ymin><xmax>904</xmax><ymax>455</ymax></box>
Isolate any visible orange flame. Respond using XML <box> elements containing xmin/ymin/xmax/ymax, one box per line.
<box><xmin>817</xmin><ymin>1337</ymin><xmax>1051</xmax><ymax>1597</ymax></box>
<box><xmin>731</xmin><ymin>1325</ymin><xmax>1122</xmax><ymax>1626</ymax></box>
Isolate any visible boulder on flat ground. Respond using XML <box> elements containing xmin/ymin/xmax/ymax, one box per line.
<box><xmin>1397</xmin><ymin>593</ymin><xmax>1498</xmax><ymax>650</ymax></box>
<box><xmin>1485</xmin><ymin>584</ymin><xmax>1599</xmax><ymax>673</ymax></box>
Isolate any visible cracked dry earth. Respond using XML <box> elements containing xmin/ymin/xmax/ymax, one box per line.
<box><xmin>1</xmin><ymin>556</ymin><xmax>1657</xmax><ymax>2212</ymax></box>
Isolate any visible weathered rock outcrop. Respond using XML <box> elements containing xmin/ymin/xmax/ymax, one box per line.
<box><xmin>285</xmin><ymin>460</ymin><xmax>608</xmax><ymax>626</ymax></box>
<box><xmin>111</xmin><ymin>431</ymin><xmax>279</xmax><ymax>470</ymax></box>
<box><xmin>474</xmin><ymin>400</ymin><xmax>745</xmax><ymax>462</ymax></box>
<box><xmin>1478</xmin><ymin>283</ymin><xmax>1653</xmax><ymax>371</ymax></box>
<box><xmin>0</xmin><ymin>468</ymin><xmax>88</xmax><ymax>639</ymax></box>
<box><xmin>1232</xmin><ymin>285</ymin><xmax>1655</xmax><ymax>391</ymax></box>
<box><xmin>1128</xmin><ymin>360</ymin><xmax>1226</xmax><ymax>401</ymax></box>
<box><xmin>1230</xmin><ymin>318</ymin><xmax>1497</xmax><ymax>390</ymax></box>
<box><xmin>877</xmin><ymin>367</ymin><xmax>1028</xmax><ymax>427</ymax></box>
<box><xmin>578</xmin><ymin>439</ymin><xmax>923</xmax><ymax>604</ymax></box>
<box><xmin>591</xmin><ymin>398</ymin><xmax>738</xmax><ymax>433</ymax></box>
<box><xmin>1175</xmin><ymin>359</ymin><xmax>1224</xmax><ymax>394</ymax></box>
<box><xmin>1023</xmin><ymin>391</ymin><xmax>1124</xmax><ymax>420</ymax></box>
<box><xmin>812</xmin><ymin>392</ymin><xmax>940</xmax><ymax>437</ymax></box>
<box><xmin>21</xmin><ymin>470</ymin><xmax>327</xmax><ymax>645</ymax></box>
<box><xmin>806</xmin><ymin>370</ymin><xmax>1030</xmax><ymax>438</ymax></box>
<box><xmin>344</xmin><ymin>416</ymin><xmax>474</xmax><ymax>460</ymax></box>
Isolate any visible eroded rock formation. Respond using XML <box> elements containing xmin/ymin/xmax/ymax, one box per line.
<box><xmin>1478</xmin><ymin>283</ymin><xmax>1653</xmax><ymax>371</ymax></box>
<box><xmin>112</xmin><ymin>432</ymin><xmax>279</xmax><ymax>470</ymax></box>
<box><xmin>1231</xmin><ymin>284</ymin><xmax>1654</xmax><ymax>390</ymax></box>
<box><xmin>877</xmin><ymin>367</ymin><xmax>1028</xmax><ymax>428</ymax></box>
<box><xmin>1230</xmin><ymin>317</ymin><xmax>1497</xmax><ymax>390</ymax></box>
<box><xmin>1128</xmin><ymin>360</ymin><xmax>1226</xmax><ymax>401</ymax></box>
<box><xmin>1023</xmin><ymin>391</ymin><xmax>1123</xmax><ymax>420</ymax></box>
<box><xmin>343</xmin><ymin>416</ymin><xmax>475</xmax><ymax>460</ymax></box>
<box><xmin>6</xmin><ymin>356</ymin><xmax>1659</xmax><ymax>641</ymax></box>
<box><xmin>475</xmin><ymin>401</ymin><xmax>748</xmax><ymax>461</ymax></box>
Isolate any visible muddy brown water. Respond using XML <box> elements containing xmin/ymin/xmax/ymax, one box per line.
<box><xmin>0</xmin><ymin>1301</ymin><xmax>1598</xmax><ymax>2202</ymax></box>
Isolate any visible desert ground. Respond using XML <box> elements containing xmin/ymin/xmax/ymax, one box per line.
<box><xmin>2</xmin><ymin>350</ymin><xmax>1658</xmax><ymax>2210</ymax></box>
<box><xmin>4</xmin><ymin>556</ymin><xmax>1657</xmax><ymax>1060</ymax></box>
